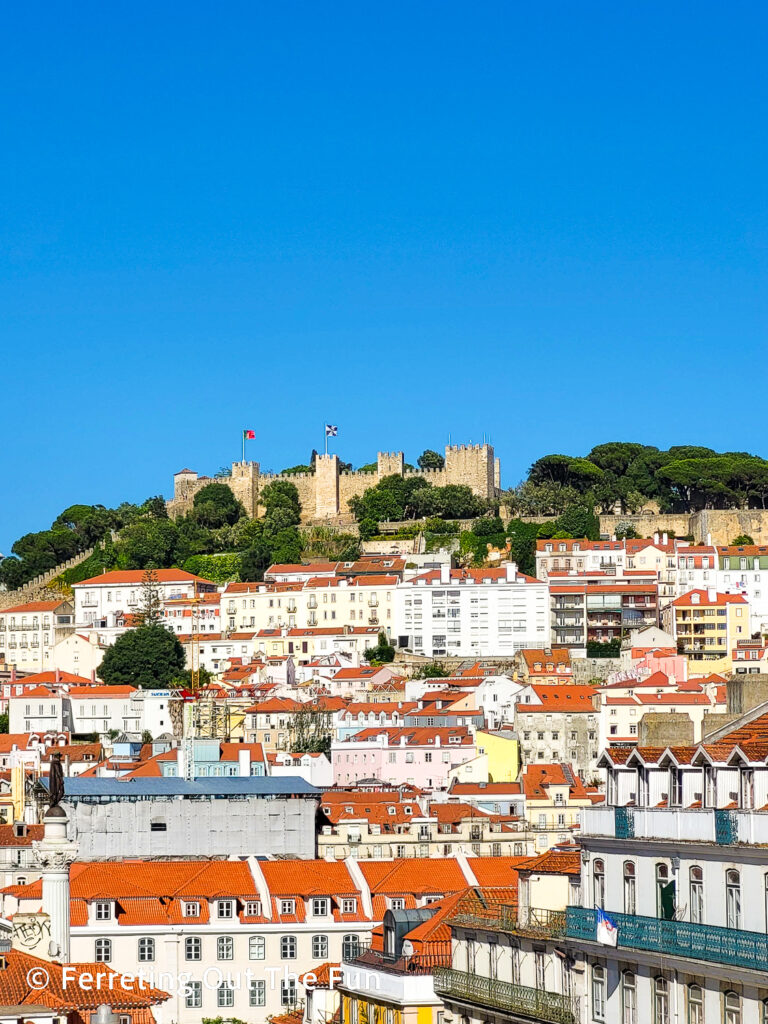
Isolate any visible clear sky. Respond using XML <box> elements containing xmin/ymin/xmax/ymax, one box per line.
<box><xmin>1</xmin><ymin>1</ymin><xmax>767</xmax><ymax>551</ymax></box>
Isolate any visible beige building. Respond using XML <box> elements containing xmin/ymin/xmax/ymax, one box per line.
<box><xmin>0</xmin><ymin>601</ymin><xmax>74</xmax><ymax>672</ymax></box>
<box><xmin>663</xmin><ymin>587</ymin><xmax>749</xmax><ymax>674</ymax></box>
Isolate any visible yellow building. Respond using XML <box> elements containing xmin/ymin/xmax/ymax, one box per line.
<box><xmin>476</xmin><ymin>729</ymin><xmax>520</xmax><ymax>782</ymax></box>
<box><xmin>664</xmin><ymin>588</ymin><xmax>749</xmax><ymax>675</ymax></box>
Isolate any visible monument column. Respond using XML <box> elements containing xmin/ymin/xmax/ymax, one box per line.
<box><xmin>32</xmin><ymin>806</ymin><xmax>78</xmax><ymax>962</ymax></box>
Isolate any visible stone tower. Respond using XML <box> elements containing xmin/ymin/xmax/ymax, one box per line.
<box><xmin>315</xmin><ymin>455</ymin><xmax>340</xmax><ymax>517</ymax></box>
<box><xmin>444</xmin><ymin>443</ymin><xmax>497</xmax><ymax>498</ymax></box>
<box><xmin>377</xmin><ymin>452</ymin><xmax>405</xmax><ymax>480</ymax></box>
<box><xmin>32</xmin><ymin>806</ymin><xmax>78</xmax><ymax>962</ymax></box>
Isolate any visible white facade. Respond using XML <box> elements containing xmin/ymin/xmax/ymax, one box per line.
<box><xmin>73</xmin><ymin>570</ymin><xmax>216</xmax><ymax>634</ymax></box>
<box><xmin>269</xmin><ymin>751</ymin><xmax>334</xmax><ymax>787</ymax></box>
<box><xmin>0</xmin><ymin>602</ymin><xmax>74</xmax><ymax>673</ymax></box>
<box><xmin>396</xmin><ymin>564</ymin><xmax>550</xmax><ymax>657</ymax></box>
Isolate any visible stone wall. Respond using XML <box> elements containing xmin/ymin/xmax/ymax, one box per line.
<box><xmin>168</xmin><ymin>443</ymin><xmax>501</xmax><ymax>524</ymax></box>
<box><xmin>0</xmin><ymin>548</ymin><xmax>95</xmax><ymax>610</ymax></box>
<box><xmin>638</xmin><ymin>712</ymin><xmax>695</xmax><ymax>747</ymax></box>
<box><xmin>571</xmin><ymin>657</ymin><xmax>622</xmax><ymax>684</ymax></box>
<box><xmin>599</xmin><ymin>509</ymin><xmax>768</xmax><ymax>545</ymax></box>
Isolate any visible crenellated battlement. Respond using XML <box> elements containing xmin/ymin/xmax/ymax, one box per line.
<box><xmin>168</xmin><ymin>441</ymin><xmax>500</xmax><ymax>523</ymax></box>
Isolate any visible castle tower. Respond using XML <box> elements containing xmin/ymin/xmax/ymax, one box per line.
<box><xmin>230</xmin><ymin>461</ymin><xmax>261</xmax><ymax>517</ymax></box>
<box><xmin>444</xmin><ymin>443</ymin><xmax>496</xmax><ymax>499</ymax></box>
<box><xmin>377</xmin><ymin>452</ymin><xmax>404</xmax><ymax>480</ymax></box>
<box><xmin>32</xmin><ymin>806</ymin><xmax>78</xmax><ymax>962</ymax></box>
<box><xmin>315</xmin><ymin>454</ymin><xmax>340</xmax><ymax>518</ymax></box>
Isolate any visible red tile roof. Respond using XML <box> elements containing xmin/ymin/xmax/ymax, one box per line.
<box><xmin>74</xmin><ymin>569</ymin><xmax>215</xmax><ymax>586</ymax></box>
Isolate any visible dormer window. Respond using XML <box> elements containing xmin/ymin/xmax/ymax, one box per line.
<box><xmin>95</xmin><ymin>901</ymin><xmax>111</xmax><ymax>920</ymax></box>
<box><xmin>217</xmin><ymin>900</ymin><xmax>234</xmax><ymax>919</ymax></box>
<box><xmin>245</xmin><ymin>900</ymin><xmax>262</xmax><ymax>916</ymax></box>
<box><xmin>183</xmin><ymin>901</ymin><xmax>200</xmax><ymax>918</ymax></box>
<box><xmin>312</xmin><ymin>898</ymin><xmax>329</xmax><ymax>917</ymax></box>
<box><xmin>280</xmin><ymin>899</ymin><xmax>296</xmax><ymax>915</ymax></box>
<box><xmin>342</xmin><ymin>898</ymin><xmax>357</xmax><ymax>914</ymax></box>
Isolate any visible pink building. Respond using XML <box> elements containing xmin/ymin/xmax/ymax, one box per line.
<box><xmin>332</xmin><ymin>726</ymin><xmax>476</xmax><ymax>790</ymax></box>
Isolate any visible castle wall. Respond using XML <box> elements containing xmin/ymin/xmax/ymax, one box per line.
<box><xmin>168</xmin><ymin>443</ymin><xmax>500</xmax><ymax>523</ymax></box>
<box><xmin>599</xmin><ymin>509</ymin><xmax>768</xmax><ymax>545</ymax></box>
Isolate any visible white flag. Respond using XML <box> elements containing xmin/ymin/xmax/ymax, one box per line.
<box><xmin>595</xmin><ymin>907</ymin><xmax>618</xmax><ymax>946</ymax></box>
<box><xmin>325</xmin><ymin>424</ymin><xmax>338</xmax><ymax>437</ymax></box>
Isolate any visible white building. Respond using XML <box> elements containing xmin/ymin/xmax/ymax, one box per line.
<box><xmin>72</xmin><ymin>569</ymin><xmax>217</xmax><ymax>639</ymax></box>
<box><xmin>0</xmin><ymin>601</ymin><xmax>74</xmax><ymax>672</ymax></box>
<box><xmin>268</xmin><ymin>750</ymin><xmax>334</xmax><ymax>787</ymax></box>
<box><xmin>396</xmin><ymin>564</ymin><xmax>550</xmax><ymax>658</ymax></box>
<box><xmin>675</xmin><ymin>543</ymin><xmax>768</xmax><ymax>634</ymax></box>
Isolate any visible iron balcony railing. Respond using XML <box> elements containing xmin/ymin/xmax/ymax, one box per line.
<box><xmin>434</xmin><ymin>967</ymin><xmax>579</xmax><ymax>1024</ymax></box>
<box><xmin>567</xmin><ymin>906</ymin><xmax>768</xmax><ymax>972</ymax></box>
<box><xmin>448</xmin><ymin>903</ymin><xmax>566</xmax><ymax>938</ymax></box>
<box><xmin>344</xmin><ymin>942</ymin><xmax>451</xmax><ymax>975</ymax></box>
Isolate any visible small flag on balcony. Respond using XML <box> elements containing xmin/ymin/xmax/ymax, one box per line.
<box><xmin>595</xmin><ymin>907</ymin><xmax>618</xmax><ymax>946</ymax></box>
<box><xmin>243</xmin><ymin>429</ymin><xmax>255</xmax><ymax>439</ymax></box>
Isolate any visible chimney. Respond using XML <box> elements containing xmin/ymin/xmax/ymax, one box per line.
<box><xmin>90</xmin><ymin>670</ymin><xmax>96</xmax><ymax>684</ymax></box>
<box><xmin>505</xmin><ymin>562</ymin><xmax>518</xmax><ymax>583</ymax></box>
<box><xmin>707</xmin><ymin>588</ymin><xmax>717</xmax><ymax>603</ymax></box>
<box><xmin>238</xmin><ymin>747</ymin><xmax>251</xmax><ymax>777</ymax></box>
<box><xmin>662</xmin><ymin>532</ymin><xmax>668</xmax><ymax>545</ymax></box>
<box><xmin>707</xmin><ymin>533</ymin><xmax>712</xmax><ymax>546</ymax></box>
<box><xmin>654</xmin><ymin>532</ymin><xmax>659</xmax><ymax>544</ymax></box>
<box><xmin>10</xmin><ymin>667</ymin><xmax>15</xmax><ymax>683</ymax></box>
<box><xmin>440</xmin><ymin>564</ymin><xmax>450</xmax><ymax>585</ymax></box>
<box><xmin>55</xmin><ymin>668</ymin><xmax>61</xmax><ymax>684</ymax></box>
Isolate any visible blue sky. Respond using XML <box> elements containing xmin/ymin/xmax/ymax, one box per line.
<box><xmin>1</xmin><ymin>1</ymin><xmax>767</xmax><ymax>551</ymax></box>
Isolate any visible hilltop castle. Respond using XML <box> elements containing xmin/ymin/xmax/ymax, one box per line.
<box><xmin>168</xmin><ymin>444</ymin><xmax>501</xmax><ymax>523</ymax></box>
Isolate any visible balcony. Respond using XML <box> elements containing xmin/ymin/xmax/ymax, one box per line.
<box><xmin>582</xmin><ymin>805</ymin><xmax>768</xmax><ymax>845</ymax></box>
<box><xmin>448</xmin><ymin>900</ymin><xmax>565</xmax><ymax>938</ymax></box>
<box><xmin>566</xmin><ymin>906</ymin><xmax>768</xmax><ymax>973</ymax></box>
<box><xmin>434</xmin><ymin>967</ymin><xmax>578</xmax><ymax>1024</ymax></box>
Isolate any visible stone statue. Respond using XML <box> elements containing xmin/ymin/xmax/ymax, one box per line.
<box><xmin>48</xmin><ymin>752</ymin><xmax>65</xmax><ymax>808</ymax></box>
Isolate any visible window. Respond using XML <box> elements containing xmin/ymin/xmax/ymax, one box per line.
<box><xmin>312</xmin><ymin>934</ymin><xmax>328</xmax><ymax>958</ymax></box>
<box><xmin>726</xmin><ymin>870</ymin><xmax>741</xmax><ymax>929</ymax></box>
<box><xmin>217</xmin><ymin>983</ymin><xmax>234</xmax><ymax>1008</ymax></box>
<box><xmin>342</xmin><ymin>898</ymin><xmax>357</xmax><ymax>914</ymax></box>
<box><xmin>390</xmin><ymin>898</ymin><xmax>405</xmax><ymax>910</ymax></box>
<box><xmin>217</xmin><ymin>899</ymin><xmax>234</xmax><ymax>919</ymax></box>
<box><xmin>593</xmin><ymin>859</ymin><xmax>605</xmax><ymax>910</ymax></box>
<box><xmin>137</xmin><ymin>937</ymin><xmax>155</xmax><ymax>962</ymax></box>
<box><xmin>280</xmin><ymin>899</ymin><xmax>296</xmax><ymax>915</ymax></box>
<box><xmin>281</xmin><ymin>979</ymin><xmax>297</xmax><ymax>1007</ymax></box>
<box><xmin>183</xmin><ymin>901</ymin><xmax>200</xmax><ymax>918</ymax></box>
<box><xmin>281</xmin><ymin>935</ymin><xmax>297</xmax><ymax>959</ymax></box>
<box><xmin>250</xmin><ymin>980</ymin><xmax>266</xmax><ymax>1007</ymax></box>
<box><xmin>185</xmin><ymin>982</ymin><xmax>202</xmax><ymax>1009</ymax></box>
<box><xmin>592</xmin><ymin>964</ymin><xmax>605</xmax><ymax>1022</ymax></box>
<box><xmin>95</xmin><ymin>939</ymin><xmax>112</xmax><ymax>963</ymax></box>
<box><xmin>687</xmin><ymin>984</ymin><xmax>703</xmax><ymax>1024</ymax></box>
<box><xmin>724</xmin><ymin>991</ymin><xmax>741</xmax><ymax>1024</ymax></box>
<box><xmin>342</xmin><ymin>934</ymin><xmax>360</xmax><ymax>960</ymax></box>
<box><xmin>217</xmin><ymin>935</ymin><xmax>233</xmax><ymax>960</ymax></box>
<box><xmin>656</xmin><ymin>863</ymin><xmax>674</xmax><ymax>920</ymax></box>
<box><xmin>249</xmin><ymin>934</ymin><xmax>265</xmax><ymax>959</ymax></box>
<box><xmin>95</xmin><ymin>902</ymin><xmax>111</xmax><ymax>920</ymax></box>
<box><xmin>654</xmin><ymin>977</ymin><xmax>669</xmax><ymax>1024</ymax></box>
<box><xmin>623</xmin><ymin>861</ymin><xmax>636</xmax><ymax>915</ymax></box>
<box><xmin>312</xmin><ymin>897</ymin><xmax>329</xmax><ymax>916</ymax></box>
<box><xmin>621</xmin><ymin>971</ymin><xmax>636</xmax><ymax>1024</ymax></box>
<box><xmin>185</xmin><ymin>936</ymin><xmax>202</xmax><ymax>961</ymax></box>
<box><xmin>245</xmin><ymin>900</ymin><xmax>261</xmax><ymax>916</ymax></box>
<box><xmin>689</xmin><ymin>866</ymin><xmax>703</xmax><ymax>924</ymax></box>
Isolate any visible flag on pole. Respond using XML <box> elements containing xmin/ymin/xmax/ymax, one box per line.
<box><xmin>325</xmin><ymin>424</ymin><xmax>338</xmax><ymax>437</ymax></box>
<box><xmin>595</xmin><ymin>907</ymin><xmax>618</xmax><ymax>946</ymax></box>
<box><xmin>243</xmin><ymin>429</ymin><xmax>255</xmax><ymax>439</ymax></box>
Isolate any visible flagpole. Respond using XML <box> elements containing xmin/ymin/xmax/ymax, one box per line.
<box><xmin>324</xmin><ymin>424</ymin><xmax>328</xmax><ymax>457</ymax></box>
<box><xmin>242</xmin><ymin>430</ymin><xmax>245</xmax><ymax>464</ymax></box>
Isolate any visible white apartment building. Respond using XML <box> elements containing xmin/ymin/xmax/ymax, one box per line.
<box><xmin>396</xmin><ymin>564</ymin><xmax>550</xmax><ymax>657</ymax></box>
<box><xmin>163</xmin><ymin>591</ymin><xmax>221</xmax><ymax>635</ymax></box>
<box><xmin>221</xmin><ymin>574</ymin><xmax>398</xmax><ymax>637</ymax></box>
<box><xmin>675</xmin><ymin>544</ymin><xmax>768</xmax><ymax>634</ymax></box>
<box><xmin>0</xmin><ymin>601</ymin><xmax>75</xmax><ymax>672</ymax></box>
<box><xmin>73</xmin><ymin>569</ymin><xmax>217</xmax><ymax>637</ymax></box>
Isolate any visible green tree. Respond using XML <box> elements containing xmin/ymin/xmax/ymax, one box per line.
<box><xmin>587</xmin><ymin>639</ymin><xmax>621</xmax><ymax>658</ymax></box>
<box><xmin>114</xmin><ymin>518</ymin><xmax>180</xmax><ymax>569</ymax></box>
<box><xmin>240</xmin><ymin>541</ymin><xmax>273</xmax><ymax>581</ymax></box>
<box><xmin>528</xmin><ymin>454</ymin><xmax>604</xmax><ymax>491</ymax></box>
<box><xmin>141</xmin><ymin>729</ymin><xmax>154</xmax><ymax>744</ymax></box>
<box><xmin>365</xmin><ymin>631</ymin><xmax>395</xmax><ymax>663</ymax></box>
<box><xmin>134</xmin><ymin>568</ymin><xmax>162</xmax><ymax>625</ymax></box>
<box><xmin>0</xmin><ymin>712</ymin><xmax>8</xmax><ymax>734</ymax></box>
<box><xmin>412</xmin><ymin>662</ymin><xmax>450</xmax><ymax>679</ymax></box>
<box><xmin>358</xmin><ymin>517</ymin><xmax>379</xmax><ymax>541</ymax></box>
<box><xmin>731</xmin><ymin>534</ymin><xmax>755</xmax><ymax>545</ymax></box>
<box><xmin>554</xmin><ymin>504</ymin><xmax>600</xmax><ymax>541</ymax></box>
<box><xmin>417</xmin><ymin>449</ymin><xmax>445</xmax><ymax>471</ymax></box>
<box><xmin>192</xmin><ymin>482</ymin><xmax>244</xmax><ymax>528</ymax></box>
<box><xmin>290</xmin><ymin>706</ymin><xmax>333</xmax><ymax>757</ymax></box>
<box><xmin>99</xmin><ymin>624</ymin><xmax>187</xmax><ymax>688</ymax></box>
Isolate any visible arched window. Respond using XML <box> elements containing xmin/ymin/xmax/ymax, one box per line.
<box><xmin>593</xmin><ymin>859</ymin><xmax>605</xmax><ymax>910</ymax></box>
<box><xmin>724</xmin><ymin>990</ymin><xmax>741</xmax><ymax>1024</ymax></box>
<box><xmin>689</xmin><ymin>866</ymin><xmax>703</xmax><ymax>924</ymax></box>
<box><xmin>249</xmin><ymin>935</ymin><xmax>265</xmax><ymax>960</ymax></box>
<box><xmin>217</xmin><ymin>936</ymin><xmax>233</xmax><ymax>960</ymax></box>
<box><xmin>95</xmin><ymin>938</ymin><xmax>112</xmax><ymax>963</ymax></box>
<box><xmin>654</xmin><ymin>977</ymin><xmax>669</xmax><ymax>1024</ymax></box>
<box><xmin>687</xmin><ymin>984</ymin><xmax>703</xmax><ymax>1024</ymax></box>
<box><xmin>726</xmin><ymin>870</ymin><xmax>741</xmax><ymax>929</ymax></box>
<box><xmin>621</xmin><ymin>970</ymin><xmax>636</xmax><ymax>1024</ymax></box>
<box><xmin>591</xmin><ymin>965</ymin><xmax>606</xmax><ymax>1023</ymax></box>
<box><xmin>342</xmin><ymin>934</ymin><xmax>360</xmax><ymax>961</ymax></box>
<box><xmin>623</xmin><ymin>861</ymin><xmax>636</xmax><ymax>915</ymax></box>
<box><xmin>280</xmin><ymin>935</ymin><xmax>297</xmax><ymax>959</ymax></box>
